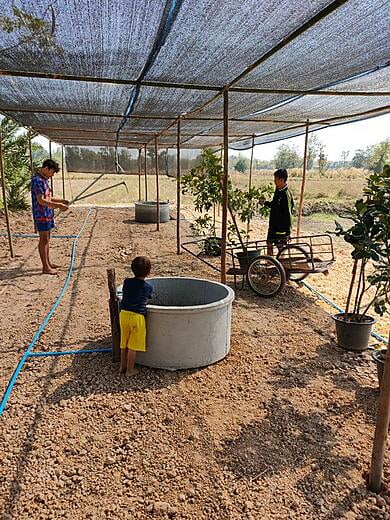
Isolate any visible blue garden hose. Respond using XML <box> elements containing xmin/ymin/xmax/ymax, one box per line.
<box><xmin>0</xmin><ymin>233</ymin><xmax>77</xmax><ymax>238</ymax></box>
<box><xmin>301</xmin><ymin>280</ymin><xmax>387</xmax><ymax>345</ymax></box>
<box><xmin>28</xmin><ymin>348</ymin><xmax>111</xmax><ymax>357</ymax></box>
<box><xmin>0</xmin><ymin>209</ymin><xmax>94</xmax><ymax>416</ymax></box>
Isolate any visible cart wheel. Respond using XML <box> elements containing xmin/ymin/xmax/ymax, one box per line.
<box><xmin>246</xmin><ymin>255</ymin><xmax>286</xmax><ymax>298</ymax></box>
<box><xmin>277</xmin><ymin>244</ymin><xmax>311</xmax><ymax>282</ymax></box>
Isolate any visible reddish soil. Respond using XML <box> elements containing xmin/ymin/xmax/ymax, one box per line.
<box><xmin>0</xmin><ymin>207</ymin><xmax>389</xmax><ymax>520</ymax></box>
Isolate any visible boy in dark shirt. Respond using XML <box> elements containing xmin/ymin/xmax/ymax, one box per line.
<box><xmin>119</xmin><ymin>256</ymin><xmax>153</xmax><ymax>376</ymax></box>
<box><xmin>265</xmin><ymin>169</ymin><xmax>294</xmax><ymax>255</ymax></box>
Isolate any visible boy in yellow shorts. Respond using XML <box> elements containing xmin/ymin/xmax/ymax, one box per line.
<box><xmin>119</xmin><ymin>256</ymin><xmax>153</xmax><ymax>376</ymax></box>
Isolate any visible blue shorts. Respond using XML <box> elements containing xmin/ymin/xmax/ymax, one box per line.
<box><xmin>35</xmin><ymin>220</ymin><xmax>55</xmax><ymax>232</ymax></box>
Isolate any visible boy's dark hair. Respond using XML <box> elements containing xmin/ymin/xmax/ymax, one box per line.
<box><xmin>274</xmin><ymin>169</ymin><xmax>288</xmax><ymax>182</ymax></box>
<box><xmin>131</xmin><ymin>256</ymin><xmax>151</xmax><ymax>278</ymax></box>
<box><xmin>42</xmin><ymin>159</ymin><xmax>60</xmax><ymax>172</ymax></box>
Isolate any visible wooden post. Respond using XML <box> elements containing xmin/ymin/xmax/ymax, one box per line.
<box><xmin>221</xmin><ymin>91</ymin><xmax>229</xmax><ymax>284</ymax></box>
<box><xmin>296</xmin><ymin>120</ymin><xmax>309</xmax><ymax>237</ymax></box>
<box><xmin>369</xmin><ymin>334</ymin><xmax>390</xmax><ymax>493</ymax></box>
<box><xmin>107</xmin><ymin>268</ymin><xmax>120</xmax><ymax>363</ymax></box>
<box><xmin>137</xmin><ymin>148</ymin><xmax>142</xmax><ymax>201</ymax></box>
<box><xmin>0</xmin><ymin>130</ymin><xmax>14</xmax><ymax>258</ymax></box>
<box><xmin>154</xmin><ymin>135</ymin><xmax>160</xmax><ymax>231</ymax></box>
<box><xmin>246</xmin><ymin>134</ymin><xmax>255</xmax><ymax>238</ymax></box>
<box><xmin>176</xmin><ymin>119</ymin><xmax>181</xmax><ymax>254</ymax></box>
<box><xmin>144</xmin><ymin>145</ymin><xmax>148</xmax><ymax>201</ymax></box>
<box><xmin>61</xmin><ymin>145</ymin><xmax>66</xmax><ymax>199</ymax></box>
<box><xmin>49</xmin><ymin>139</ymin><xmax>53</xmax><ymax>194</ymax></box>
<box><xmin>28</xmin><ymin>130</ymin><xmax>34</xmax><ymax>177</ymax></box>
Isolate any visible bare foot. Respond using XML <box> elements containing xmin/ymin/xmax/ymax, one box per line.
<box><xmin>49</xmin><ymin>263</ymin><xmax>61</xmax><ymax>269</ymax></box>
<box><xmin>119</xmin><ymin>366</ymin><xmax>126</xmax><ymax>375</ymax></box>
<box><xmin>125</xmin><ymin>368</ymin><xmax>139</xmax><ymax>377</ymax></box>
<box><xmin>42</xmin><ymin>268</ymin><xmax>58</xmax><ymax>275</ymax></box>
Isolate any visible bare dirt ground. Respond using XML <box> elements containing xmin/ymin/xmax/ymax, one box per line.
<box><xmin>0</xmin><ymin>207</ymin><xmax>389</xmax><ymax>520</ymax></box>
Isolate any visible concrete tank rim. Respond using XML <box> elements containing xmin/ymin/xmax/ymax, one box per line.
<box><xmin>148</xmin><ymin>276</ymin><xmax>235</xmax><ymax>313</ymax></box>
<box><xmin>135</xmin><ymin>200</ymin><xmax>170</xmax><ymax>205</ymax></box>
<box><xmin>117</xmin><ymin>276</ymin><xmax>235</xmax><ymax>313</ymax></box>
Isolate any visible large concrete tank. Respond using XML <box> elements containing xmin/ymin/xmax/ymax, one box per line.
<box><xmin>135</xmin><ymin>201</ymin><xmax>170</xmax><ymax>223</ymax></box>
<box><xmin>117</xmin><ymin>277</ymin><xmax>234</xmax><ymax>370</ymax></box>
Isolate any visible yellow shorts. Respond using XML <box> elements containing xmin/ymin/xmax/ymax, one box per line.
<box><xmin>119</xmin><ymin>310</ymin><xmax>146</xmax><ymax>352</ymax></box>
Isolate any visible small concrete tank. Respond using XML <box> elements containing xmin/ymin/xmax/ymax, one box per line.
<box><xmin>135</xmin><ymin>201</ymin><xmax>170</xmax><ymax>223</ymax></box>
<box><xmin>117</xmin><ymin>277</ymin><xmax>234</xmax><ymax>370</ymax></box>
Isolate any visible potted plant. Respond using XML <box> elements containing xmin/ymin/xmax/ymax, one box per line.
<box><xmin>333</xmin><ymin>164</ymin><xmax>389</xmax><ymax>351</ymax></box>
<box><xmin>181</xmin><ymin>149</ymin><xmax>272</xmax><ymax>263</ymax></box>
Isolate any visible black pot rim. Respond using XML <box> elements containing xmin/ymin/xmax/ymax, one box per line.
<box><xmin>332</xmin><ymin>312</ymin><xmax>376</xmax><ymax>325</ymax></box>
<box><xmin>372</xmin><ymin>348</ymin><xmax>387</xmax><ymax>364</ymax></box>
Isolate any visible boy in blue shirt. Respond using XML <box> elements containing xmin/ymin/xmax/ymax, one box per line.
<box><xmin>119</xmin><ymin>256</ymin><xmax>153</xmax><ymax>376</ymax></box>
<box><xmin>31</xmin><ymin>159</ymin><xmax>69</xmax><ymax>275</ymax></box>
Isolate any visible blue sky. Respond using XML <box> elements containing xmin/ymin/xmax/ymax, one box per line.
<box><xmin>238</xmin><ymin>113</ymin><xmax>390</xmax><ymax>161</ymax></box>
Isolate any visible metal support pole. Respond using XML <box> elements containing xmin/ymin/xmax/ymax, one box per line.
<box><xmin>176</xmin><ymin>119</ymin><xmax>181</xmax><ymax>254</ymax></box>
<box><xmin>0</xmin><ymin>129</ymin><xmax>14</xmax><ymax>258</ymax></box>
<box><xmin>144</xmin><ymin>145</ymin><xmax>148</xmax><ymax>201</ymax></box>
<box><xmin>221</xmin><ymin>91</ymin><xmax>229</xmax><ymax>284</ymax></box>
<box><xmin>49</xmin><ymin>139</ymin><xmax>53</xmax><ymax>193</ymax></box>
<box><xmin>296</xmin><ymin>120</ymin><xmax>309</xmax><ymax>236</ymax></box>
<box><xmin>61</xmin><ymin>145</ymin><xmax>65</xmax><ymax>199</ymax></box>
<box><xmin>154</xmin><ymin>135</ymin><xmax>160</xmax><ymax>231</ymax></box>
<box><xmin>138</xmin><ymin>149</ymin><xmax>142</xmax><ymax>201</ymax></box>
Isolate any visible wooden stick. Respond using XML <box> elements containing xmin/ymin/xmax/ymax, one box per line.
<box><xmin>144</xmin><ymin>145</ymin><xmax>148</xmax><ymax>201</ymax></box>
<box><xmin>137</xmin><ymin>149</ymin><xmax>142</xmax><ymax>201</ymax></box>
<box><xmin>344</xmin><ymin>259</ymin><xmax>359</xmax><ymax>320</ymax></box>
<box><xmin>369</xmin><ymin>333</ymin><xmax>390</xmax><ymax>493</ymax></box>
<box><xmin>28</xmin><ymin>130</ymin><xmax>34</xmax><ymax>177</ymax></box>
<box><xmin>61</xmin><ymin>145</ymin><xmax>65</xmax><ymax>199</ymax></box>
<box><xmin>176</xmin><ymin>119</ymin><xmax>181</xmax><ymax>255</ymax></box>
<box><xmin>49</xmin><ymin>139</ymin><xmax>53</xmax><ymax>194</ymax></box>
<box><xmin>0</xmin><ymin>129</ymin><xmax>14</xmax><ymax>258</ymax></box>
<box><xmin>107</xmin><ymin>268</ymin><xmax>120</xmax><ymax>363</ymax></box>
<box><xmin>154</xmin><ymin>135</ymin><xmax>160</xmax><ymax>231</ymax></box>
<box><xmin>246</xmin><ymin>134</ymin><xmax>255</xmax><ymax>239</ymax></box>
<box><xmin>221</xmin><ymin>92</ymin><xmax>229</xmax><ymax>284</ymax></box>
<box><xmin>296</xmin><ymin>120</ymin><xmax>309</xmax><ymax>236</ymax></box>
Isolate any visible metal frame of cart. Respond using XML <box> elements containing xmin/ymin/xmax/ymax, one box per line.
<box><xmin>181</xmin><ymin>234</ymin><xmax>335</xmax><ymax>298</ymax></box>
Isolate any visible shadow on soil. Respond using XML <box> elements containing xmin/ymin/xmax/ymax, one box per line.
<box><xmin>219</xmin><ymin>397</ymin><xmax>361</xmax><ymax>515</ymax></box>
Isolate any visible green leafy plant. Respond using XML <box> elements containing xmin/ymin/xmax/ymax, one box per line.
<box><xmin>335</xmin><ymin>164</ymin><xmax>390</xmax><ymax>320</ymax></box>
<box><xmin>182</xmin><ymin>149</ymin><xmax>272</xmax><ymax>250</ymax></box>
<box><xmin>0</xmin><ymin>118</ymin><xmax>34</xmax><ymax>211</ymax></box>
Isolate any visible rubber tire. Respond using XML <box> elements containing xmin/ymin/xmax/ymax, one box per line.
<box><xmin>277</xmin><ymin>244</ymin><xmax>310</xmax><ymax>282</ymax></box>
<box><xmin>246</xmin><ymin>255</ymin><xmax>286</xmax><ymax>298</ymax></box>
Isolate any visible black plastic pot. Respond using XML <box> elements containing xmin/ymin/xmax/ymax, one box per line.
<box><xmin>236</xmin><ymin>250</ymin><xmax>261</xmax><ymax>270</ymax></box>
<box><xmin>372</xmin><ymin>348</ymin><xmax>387</xmax><ymax>386</ymax></box>
<box><xmin>332</xmin><ymin>313</ymin><xmax>376</xmax><ymax>351</ymax></box>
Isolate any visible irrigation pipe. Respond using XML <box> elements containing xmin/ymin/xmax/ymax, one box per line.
<box><xmin>301</xmin><ymin>280</ymin><xmax>387</xmax><ymax>345</ymax></box>
<box><xmin>28</xmin><ymin>348</ymin><xmax>112</xmax><ymax>357</ymax></box>
<box><xmin>0</xmin><ymin>208</ymin><xmax>93</xmax><ymax>416</ymax></box>
<box><xmin>0</xmin><ymin>233</ymin><xmax>77</xmax><ymax>239</ymax></box>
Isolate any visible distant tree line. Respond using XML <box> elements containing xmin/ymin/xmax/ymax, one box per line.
<box><xmin>230</xmin><ymin>137</ymin><xmax>390</xmax><ymax>175</ymax></box>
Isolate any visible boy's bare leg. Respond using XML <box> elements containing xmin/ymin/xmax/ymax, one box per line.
<box><xmin>126</xmin><ymin>349</ymin><xmax>138</xmax><ymax>376</ymax></box>
<box><xmin>267</xmin><ymin>241</ymin><xmax>273</xmax><ymax>256</ymax></box>
<box><xmin>119</xmin><ymin>348</ymin><xmax>128</xmax><ymax>374</ymax></box>
<box><xmin>38</xmin><ymin>231</ymin><xmax>57</xmax><ymax>275</ymax></box>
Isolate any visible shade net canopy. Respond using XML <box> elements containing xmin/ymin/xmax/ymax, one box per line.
<box><xmin>0</xmin><ymin>0</ymin><xmax>389</xmax><ymax>153</ymax></box>
<box><xmin>65</xmin><ymin>145</ymin><xmax>202</xmax><ymax>177</ymax></box>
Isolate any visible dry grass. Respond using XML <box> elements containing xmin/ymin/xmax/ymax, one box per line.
<box><xmin>57</xmin><ymin>169</ymin><xmax>367</xmax><ymax>208</ymax></box>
